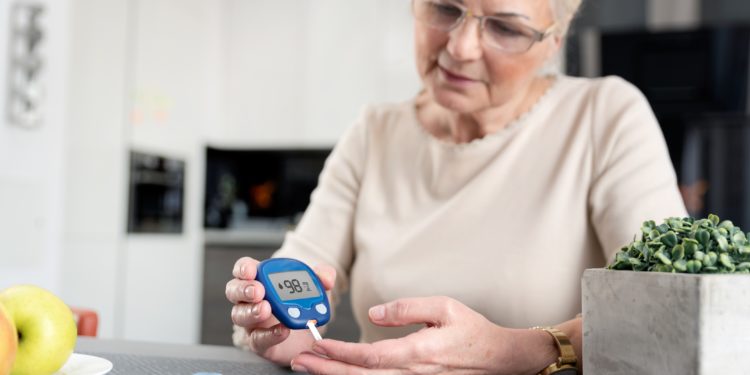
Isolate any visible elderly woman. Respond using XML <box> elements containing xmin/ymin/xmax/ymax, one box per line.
<box><xmin>226</xmin><ymin>0</ymin><xmax>686</xmax><ymax>373</ymax></box>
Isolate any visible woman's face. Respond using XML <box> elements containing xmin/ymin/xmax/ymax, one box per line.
<box><xmin>414</xmin><ymin>0</ymin><xmax>561</xmax><ymax>113</ymax></box>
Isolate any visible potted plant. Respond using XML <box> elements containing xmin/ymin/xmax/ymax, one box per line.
<box><xmin>582</xmin><ymin>214</ymin><xmax>750</xmax><ymax>375</ymax></box>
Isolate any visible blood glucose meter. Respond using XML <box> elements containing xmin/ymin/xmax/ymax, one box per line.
<box><xmin>255</xmin><ymin>258</ymin><xmax>331</xmax><ymax>332</ymax></box>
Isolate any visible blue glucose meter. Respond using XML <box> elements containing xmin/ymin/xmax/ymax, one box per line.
<box><xmin>255</xmin><ymin>258</ymin><xmax>330</xmax><ymax>330</ymax></box>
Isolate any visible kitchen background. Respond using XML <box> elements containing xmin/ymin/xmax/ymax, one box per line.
<box><xmin>0</xmin><ymin>0</ymin><xmax>749</xmax><ymax>346</ymax></box>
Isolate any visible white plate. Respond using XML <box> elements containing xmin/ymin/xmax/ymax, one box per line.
<box><xmin>54</xmin><ymin>353</ymin><xmax>113</xmax><ymax>375</ymax></box>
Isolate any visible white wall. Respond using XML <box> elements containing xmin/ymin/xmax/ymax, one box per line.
<box><xmin>60</xmin><ymin>0</ymin><xmax>130</xmax><ymax>339</ymax></box>
<box><xmin>219</xmin><ymin>0</ymin><xmax>420</xmax><ymax>148</ymax></box>
<box><xmin>221</xmin><ymin>0</ymin><xmax>310</xmax><ymax>147</ymax></box>
<box><xmin>303</xmin><ymin>0</ymin><xmax>419</xmax><ymax>144</ymax></box>
<box><xmin>0</xmin><ymin>0</ymin><xmax>69</xmax><ymax>294</ymax></box>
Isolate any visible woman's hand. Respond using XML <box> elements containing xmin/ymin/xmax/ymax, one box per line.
<box><xmin>291</xmin><ymin>296</ymin><xmax>559</xmax><ymax>375</ymax></box>
<box><xmin>226</xmin><ymin>256</ymin><xmax>336</xmax><ymax>366</ymax></box>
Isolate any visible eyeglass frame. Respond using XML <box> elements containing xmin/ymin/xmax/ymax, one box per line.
<box><xmin>411</xmin><ymin>0</ymin><xmax>558</xmax><ymax>54</ymax></box>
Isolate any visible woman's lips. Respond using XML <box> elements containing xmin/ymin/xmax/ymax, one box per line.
<box><xmin>438</xmin><ymin>66</ymin><xmax>479</xmax><ymax>85</ymax></box>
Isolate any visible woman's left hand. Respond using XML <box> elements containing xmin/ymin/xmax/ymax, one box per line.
<box><xmin>291</xmin><ymin>296</ymin><xmax>556</xmax><ymax>375</ymax></box>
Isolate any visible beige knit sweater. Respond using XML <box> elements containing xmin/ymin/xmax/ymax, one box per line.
<box><xmin>274</xmin><ymin>75</ymin><xmax>687</xmax><ymax>343</ymax></box>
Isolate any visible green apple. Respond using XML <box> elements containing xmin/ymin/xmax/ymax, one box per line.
<box><xmin>0</xmin><ymin>285</ymin><xmax>77</xmax><ymax>375</ymax></box>
<box><xmin>0</xmin><ymin>303</ymin><xmax>17</xmax><ymax>375</ymax></box>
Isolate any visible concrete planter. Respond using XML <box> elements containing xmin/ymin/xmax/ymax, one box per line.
<box><xmin>582</xmin><ymin>268</ymin><xmax>750</xmax><ymax>375</ymax></box>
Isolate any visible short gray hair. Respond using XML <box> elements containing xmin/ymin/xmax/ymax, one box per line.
<box><xmin>549</xmin><ymin>0</ymin><xmax>583</xmax><ymax>36</ymax></box>
<box><xmin>537</xmin><ymin>0</ymin><xmax>583</xmax><ymax>74</ymax></box>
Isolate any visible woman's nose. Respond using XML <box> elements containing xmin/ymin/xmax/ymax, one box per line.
<box><xmin>446</xmin><ymin>17</ymin><xmax>483</xmax><ymax>61</ymax></box>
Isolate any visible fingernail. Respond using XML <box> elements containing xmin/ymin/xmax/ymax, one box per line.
<box><xmin>369</xmin><ymin>305</ymin><xmax>385</xmax><ymax>321</ymax></box>
<box><xmin>244</xmin><ymin>285</ymin><xmax>254</xmax><ymax>299</ymax></box>
<box><xmin>251</xmin><ymin>303</ymin><xmax>262</xmax><ymax>317</ymax></box>
<box><xmin>312</xmin><ymin>342</ymin><xmax>327</xmax><ymax>356</ymax></box>
<box><xmin>239</xmin><ymin>265</ymin><xmax>246</xmax><ymax>277</ymax></box>
<box><xmin>291</xmin><ymin>363</ymin><xmax>307</xmax><ymax>373</ymax></box>
<box><xmin>273</xmin><ymin>326</ymin><xmax>284</xmax><ymax>336</ymax></box>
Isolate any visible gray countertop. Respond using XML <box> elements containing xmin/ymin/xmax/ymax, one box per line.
<box><xmin>75</xmin><ymin>337</ymin><xmax>294</xmax><ymax>374</ymax></box>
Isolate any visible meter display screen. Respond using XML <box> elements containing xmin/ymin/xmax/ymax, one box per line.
<box><xmin>268</xmin><ymin>271</ymin><xmax>321</xmax><ymax>301</ymax></box>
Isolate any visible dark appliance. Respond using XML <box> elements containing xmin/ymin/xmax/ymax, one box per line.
<box><xmin>203</xmin><ymin>148</ymin><xmax>330</xmax><ymax>229</ymax></box>
<box><xmin>127</xmin><ymin>151</ymin><xmax>185</xmax><ymax>234</ymax></box>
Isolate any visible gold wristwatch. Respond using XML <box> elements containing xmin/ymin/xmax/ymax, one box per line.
<box><xmin>531</xmin><ymin>327</ymin><xmax>578</xmax><ymax>375</ymax></box>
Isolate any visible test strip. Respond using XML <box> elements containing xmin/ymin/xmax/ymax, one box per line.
<box><xmin>307</xmin><ymin>320</ymin><xmax>322</xmax><ymax>341</ymax></box>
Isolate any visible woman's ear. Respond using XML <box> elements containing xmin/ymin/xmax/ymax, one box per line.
<box><xmin>547</xmin><ymin>34</ymin><xmax>564</xmax><ymax>60</ymax></box>
<box><xmin>537</xmin><ymin>35</ymin><xmax>565</xmax><ymax>75</ymax></box>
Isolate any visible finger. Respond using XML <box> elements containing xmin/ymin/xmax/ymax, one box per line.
<box><xmin>368</xmin><ymin>297</ymin><xmax>456</xmax><ymax>327</ymax></box>
<box><xmin>248</xmin><ymin>324</ymin><xmax>291</xmax><ymax>354</ymax></box>
<box><xmin>292</xmin><ymin>351</ymin><xmax>384</xmax><ymax>375</ymax></box>
<box><xmin>232</xmin><ymin>257</ymin><xmax>259</xmax><ymax>279</ymax></box>
<box><xmin>231</xmin><ymin>300</ymin><xmax>274</xmax><ymax>328</ymax></box>
<box><xmin>225</xmin><ymin>279</ymin><xmax>265</xmax><ymax>304</ymax></box>
<box><xmin>309</xmin><ymin>339</ymin><xmax>416</xmax><ymax>370</ymax></box>
<box><xmin>313</xmin><ymin>264</ymin><xmax>337</xmax><ymax>291</ymax></box>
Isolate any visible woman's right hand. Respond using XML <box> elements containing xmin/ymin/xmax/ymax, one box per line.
<box><xmin>226</xmin><ymin>256</ymin><xmax>337</xmax><ymax>366</ymax></box>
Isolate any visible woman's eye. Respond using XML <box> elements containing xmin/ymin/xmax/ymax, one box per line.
<box><xmin>431</xmin><ymin>3</ymin><xmax>462</xmax><ymax>19</ymax></box>
<box><xmin>486</xmin><ymin>20</ymin><xmax>525</xmax><ymax>37</ymax></box>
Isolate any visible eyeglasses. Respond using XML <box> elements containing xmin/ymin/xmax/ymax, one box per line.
<box><xmin>412</xmin><ymin>0</ymin><xmax>557</xmax><ymax>54</ymax></box>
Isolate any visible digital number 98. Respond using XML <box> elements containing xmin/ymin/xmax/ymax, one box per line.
<box><xmin>284</xmin><ymin>279</ymin><xmax>303</xmax><ymax>293</ymax></box>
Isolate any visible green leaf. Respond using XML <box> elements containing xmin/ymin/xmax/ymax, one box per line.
<box><xmin>653</xmin><ymin>264</ymin><xmax>673</xmax><ymax>273</ymax></box>
<box><xmin>649</xmin><ymin>229</ymin><xmax>661</xmax><ymax>241</ymax></box>
<box><xmin>703</xmin><ymin>266</ymin><xmax>719</xmax><ymax>273</ymax></box>
<box><xmin>683</xmin><ymin>239</ymin><xmax>699</xmax><ymax>258</ymax></box>
<box><xmin>671</xmin><ymin>244</ymin><xmax>685</xmax><ymax>261</ymax></box>
<box><xmin>719</xmin><ymin>220</ymin><xmax>734</xmax><ymax>230</ymax></box>
<box><xmin>715</xmin><ymin>235</ymin><xmax>730</xmax><ymax>252</ymax></box>
<box><xmin>686</xmin><ymin>260</ymin><xmax>702</xmax><ymax>273</ymax></box>
<box><xmin>732</xmin><ymin>232</ymin><xmax>747</xmax><ymax>245</ymax></box>
<box><xmin>709</xmin><ymin>214</ymin><xmax>720</xmax><ymax>226</ymax></box>
<box><xmin>719</xmin><ymin>253</ymin><xmax>735</xmax><ymax>270</ymax></box>
<box><xmin>704</xmin><ymin>252</ymin><xmax>718</xmax><ymax>267</ymax></box>
<box><xmin>628</xmin><ymin>258</ymin><xmax>643</xmax><ymax>267</ymax></box>
<box><xmin>642</xmin><ymin>246</ymin><xmax>651</xmax><ymax>262</ymax></box>
<box><xmin>697</xmin><ymin>230</ymin><xmax>710</xmax><ymax>248</ymax></box>
<box><xmin>655</xmin><ymin>249</ymin><xmax>672</xmax><ymax>266</ymax></box>
<box><xmin>673</xmin><ymin>259</ymin><xmax>688</xmax><ymax>272</ymax></box>
<box><xmin>661</xmin><ymin>232</ymin><xmax>678</xmax><ymax>247</ymax></box>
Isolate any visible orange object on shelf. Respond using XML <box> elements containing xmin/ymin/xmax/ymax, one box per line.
<box><xmin>70</xmin><ymin>307</ymin><xmax>99</xmax><ymax>337</ymax></box>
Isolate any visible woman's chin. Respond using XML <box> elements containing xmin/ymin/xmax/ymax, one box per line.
<box><xmin>432</xmin><ymin>90</ymin><xmax>484</xmax><ymax>114</ymax></box>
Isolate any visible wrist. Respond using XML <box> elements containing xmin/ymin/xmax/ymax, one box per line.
<box><xmin>506</xmin><ymin>327</ymin><xmax>559</xmax><ymax>375</ymax></box>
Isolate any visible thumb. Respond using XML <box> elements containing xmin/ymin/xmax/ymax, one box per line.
<box><xmin>368</xmin><ymin>297</ymin><xmax>454</xmax><ymax>328</ymax></box>
<box><xmin>313</xmin><ymin>264</ymin><xmax>336</xmax><ymax>291</ymax></box>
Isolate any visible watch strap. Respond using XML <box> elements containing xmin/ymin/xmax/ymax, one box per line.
<box><xmin>531</xmin><ymin>327</ymin><xmax>578</xmax><ymax>374</ymax></box>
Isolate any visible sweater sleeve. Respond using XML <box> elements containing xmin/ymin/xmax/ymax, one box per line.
<box><xmin>272</xmin><ymin>107</ymin><xmax>370</xmax><ymax>295</ymax></box>
<box><xmin>588</xmin><ymin>76</ymin><xmax>688</xmax><ymax>264</ymax></box>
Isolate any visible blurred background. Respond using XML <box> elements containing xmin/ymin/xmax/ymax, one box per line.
<box><xmin>0</xmin><ymin>0</ymin><xmax>749</xmax><ymax>346</ymax></box>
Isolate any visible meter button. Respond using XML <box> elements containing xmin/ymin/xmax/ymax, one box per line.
<box><xmin>287</xmin><ymin>307</ymin><xmax>301</xmax><ymax>318</ymax></box>
<box><xmin>315</xmin><ymin>304</ymin><xmax>328</xmax><ymax>314</ymax></box>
